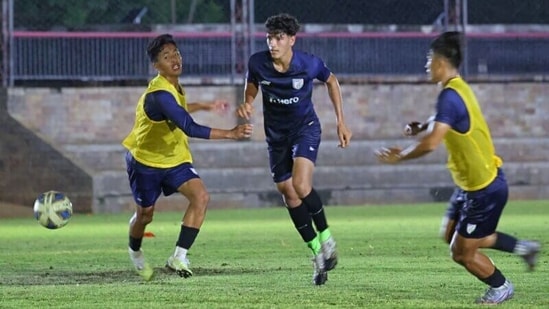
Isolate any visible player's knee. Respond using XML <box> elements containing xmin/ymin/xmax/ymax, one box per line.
<box><xmin>451</xmin><ymin>254</ymin><xmax>474</xmax><ymax>268</ymax></box>
<box><xmin>450</xmin><ymin>247</ymin><xmax>473</xmax><ymax>266</ymax></box>
<box><xmin>283</xmin><ymin>196</ymin><xmax>301</xmax><ymax>208</ymax></box>
<box><xmin>138</xmin><ymin>212</ymin><xmax>154</xmax><ymax>225</ymax></box>
<box><xmin>277</xmin><ymin>183</ymin><xmax>300</xmax><ymax>207</ymax></box>
<box><xmin>450</xmin><ymin>249</ymin><xmax>460</xmax><ymax>264</ymax></box>
<box><xmin>291</xmin><ymin>181</ymin><xmax>311</xmax><ymax>198</ymax></box>
<box><xmin>190</xmin><ymin>190</ymin><xmax>210</xmax><ymax>209</ymax></box>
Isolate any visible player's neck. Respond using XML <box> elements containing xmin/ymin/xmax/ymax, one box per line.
<box><xmin>441</xmin><ymin>70</ymin><xmax>460</xmax><ymax>86</ymax></box>
<box><xmin>272</xmin><ymin>50</ymin><xmax>293</xmax><ymax>73</ymax></box>
<box><xmin>162</xmin><ymin>74</ymin><xmax>180</xmax><ymax>88</ymax></box>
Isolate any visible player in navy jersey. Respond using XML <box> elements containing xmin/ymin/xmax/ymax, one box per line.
<box><xmin>123</xmin><ymin>34</ymin><xmax>252</xmax><ymax>281</ymax></box>
<box><xmin>376</xmin><ymin>31</ymin><xmax>540</xmax><ymax>305</ymax></box>
<box><xmin>237</xmin><ymin>13</ymin><xmax>352</xmax><ymax>285</ymax></box>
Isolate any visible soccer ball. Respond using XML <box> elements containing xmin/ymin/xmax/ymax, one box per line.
<box><xmin>33</xmin><ymin>190</ymin><xmax>73</xmax><ymax>229</ymax></box>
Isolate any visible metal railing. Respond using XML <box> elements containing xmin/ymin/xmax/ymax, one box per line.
<box><xmin>10</xmin><ymin>31</ymin><xmax>549</xmax><ymax>84</ymax></box>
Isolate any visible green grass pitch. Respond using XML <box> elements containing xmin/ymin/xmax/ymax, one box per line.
<box><xmin>0</xmin><ymin>201</ymin><xmax>547</xmax><ymax>308</ymax></box>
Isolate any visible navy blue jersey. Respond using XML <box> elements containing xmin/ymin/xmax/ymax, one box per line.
<box><xmin>247</xmin><ymin>50</ymin><xmax>331</xmax><ymax>143</ymax></box>
<box><xmin>434</xmin><ymin>88</ymin><xmax>470</xmax><ymax>134</ymax></box>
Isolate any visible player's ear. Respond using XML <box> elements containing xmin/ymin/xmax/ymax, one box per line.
<box><xmin>289</xmin><ymin>35</ymin><xmax>296</xmax><ymax>46</ymax></box>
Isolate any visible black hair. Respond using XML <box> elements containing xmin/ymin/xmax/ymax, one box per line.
<box><xmin>147</xmin><ymin>33</ymin><xmax>177</xmax><ymax>63</ymax></box>
<box><xmin>430</xmin><ymin>31</ymin><xmax>463</xmax><ymax>68</ymax></box>
<box><xmin>265</xmin><ymin>13</ymin><xmax>300</xmax><ymax>36</ymax></box>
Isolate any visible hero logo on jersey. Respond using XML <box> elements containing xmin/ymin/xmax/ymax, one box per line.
<box><xmin>292</xmin><ymin>78</ymin><xmax>304</xmax><ymax>90</ymax></box>
<box><xmin>269</xmin><ymin>96</ymin><xmax>300</xmax><ymax>105</ymax></box>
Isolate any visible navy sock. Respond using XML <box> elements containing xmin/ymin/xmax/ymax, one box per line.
<box><xmin>129</xmin><ymin>236</ymin><xmax>142</xmax><ymax>251</ymax></box>
<box><xmin>492</xmin><ymin>232</ymin><xmax>518</xmax><ymax>253</ymax></box>
<box><xmin>176</xmin><ymin>226</ymin><xmax>200</xmax><ymax>250</ymax></box>
<box><xmin>287</xmin><ymin>204</ymin><xmax>317</xmax><ymax>243</ymax></box>
<box><xmin>480</xmin><ymin>268</ymin><xmax>506</xmax><ymax>288</ymax></box>
<box><xmin>302</xmin><ymin>188</ymin><xmax>328</xmax><ymax>232</ymax></box>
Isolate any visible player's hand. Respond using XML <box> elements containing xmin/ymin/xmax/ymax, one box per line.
<box><xmin>236</xmin><ymin>102</ymin><xmax>254</xmax><ymax>120</ymax></box>
<box><xmin>337</xmin><ymin>122</ymin><xmax>352</xmax><ymax>148</ymax></box>
<box><xmin>403</xmin><ymin>121</ymin><xmax>424</xmax><ymax>136</ymax></box>
<box><xmin>230</xmin><ymin>123</ymin><xmax>253</xmax><ymax>140</ymax></box>
<box><xmin>210</xmin><ymin>99</ymin><xmax>229</xmax><ymax>115</ymax></box>
<box><xmin>374</xmin><ymin>146</ymin><xmax>402</xmax><ymax>164</ymax></box>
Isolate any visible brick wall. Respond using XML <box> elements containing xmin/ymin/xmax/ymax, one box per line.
<box><xmin>7</xmin><ymin>83</ymin><xmax>548</xmax><ymax>144</ymax></box>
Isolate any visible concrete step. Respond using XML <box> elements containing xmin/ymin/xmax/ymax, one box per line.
<box><xmin>62</xmin><ymin>137</ymin><xmax>549</xmax><ymax>172</ymax></box>
<box><xmin>93</xmin><ymin>183</ymin><xmax>549</xmax><ymax>213</ymax></box>
<box><xmin>92</xmin><ymin>161</ymin><xmax>549</xmax><ymax>200</ymax></box>
<box><xmin>92</xmin><ymin>164</ymin><xmax>449</xmax><ymax>199</ymax></box>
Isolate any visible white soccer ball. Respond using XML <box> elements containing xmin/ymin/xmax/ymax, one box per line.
<box><xmin>33</xmin><ymin>190</ymin><xmax>73</xmax><ymax>229</ymax></box>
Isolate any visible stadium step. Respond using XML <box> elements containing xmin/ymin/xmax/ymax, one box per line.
<box><xmin>92</xmin><ymin>161</ymin><xmax>549</xmax><ymax>206</ymax></box>
<box><xmin>95</xmin><ymin>182</ymin><xmax>549</xmax><ymax>212</ymax></box>
<box><xmin>61</xmin><ymin>137</ymin><xmax>549</xmax><ymax>172</ymax></box>
<box><xmin>62</xmin><ymin>138</ymin><xmax>549</xmax><ymax>212</ymax></box>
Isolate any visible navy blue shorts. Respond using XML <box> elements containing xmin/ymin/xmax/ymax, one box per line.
<box><xmin>444</xmin><ymin>187</ymin><xmax>467</xmax><ymax>221</ymax></box>
<box><xmin>125</xmin><ymin>152</ymin><xmax>200</xmax><ymax>207</ymax></box>
<box><xmin>268</xmin><ymin>121</ymin><xmax>321</xmax><ymax>183</ymax></box>
<box><xmin>444</xmin><ymin>169</ymin><xmax>509</xmax><ymax>239</ymax></box>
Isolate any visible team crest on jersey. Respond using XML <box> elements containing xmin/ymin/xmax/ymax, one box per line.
<box><xmin>466</xmin><ymin>223</ymin><xmax>477</xmax><ymax>234</ymax></box>
<box><xmin>292</xmin><ymin>78</ymin><xmax>304</xmax><ymax>90</ymax></box>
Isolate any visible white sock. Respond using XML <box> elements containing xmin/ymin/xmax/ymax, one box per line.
<box><xmin>129</xmin><ymin>247</ymin><xmax>141</xmax><ymax>256</ymax></box>
<box><xmin>513</xmin><ymin>241</ymin><xmax>529</xmax><ymax>255</ymax></box>
<box><xmin>174</xmin><ymin>246</ymin><xmax>188</xmax><ymax>259</ymax></box>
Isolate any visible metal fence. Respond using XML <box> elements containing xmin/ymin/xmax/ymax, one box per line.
<box><xmin>11</xmin><ymin>31</ymin><xmax>549</xmax><ymax>83</ymax></box>
<box><xmin>2</xmin><ymin>0</ymin><xmax>549</xmax><ymax>86</ymax></box>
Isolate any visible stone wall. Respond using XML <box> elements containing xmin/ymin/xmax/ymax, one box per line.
<box><xmin>3</xmin><ymin>81</ymin><xmax>548</xmax><ymax>213</ymax></box>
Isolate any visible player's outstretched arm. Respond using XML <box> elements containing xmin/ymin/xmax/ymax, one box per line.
<box><xmin>237</xmin><ymin>82</ymin><xmax>258</xmax><ymax>121</ymax></box>
<box><xmin>151</xmin><ymin>91</ymin><xmax>249</xmax><ymax>140</ymax></box>
<box><xmin>403</xmin><ymin>116</ymin><xmax>435</xmax><ymax>136</ymax></box>
<box><xmin>376</xmin><ymin>121</ymin><xmax>450</xmax><ymax>164</ymax></box>
<box><xmin>209</xmin><ymin>124</ymin><xmax>253</xmax><ymax>140</ymax></box>
<box><xmin>404</xmin><ymin>121</ymin><xmax>428</xmax><ymax>136</ymax></box>
<box><xmin>325</xmin><ymin>73</ymin><xmax>352</xmax><ymax>148</ymax></box>
<box><xmin>187</xmin><ymin>99</ymin><xmax>229</xmax><ymax>115</ymax></box>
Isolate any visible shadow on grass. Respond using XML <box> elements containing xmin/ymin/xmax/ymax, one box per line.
<box><xmin>0</xmin><ymin>265</ymin><xmax>288</xmax><ymax>286</ymax></box>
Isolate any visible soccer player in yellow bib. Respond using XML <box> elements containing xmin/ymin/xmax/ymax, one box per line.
<box><xmin>123</xmin><ymin>34</ymin><xmax>252</xmax><ymax>280</ymax></box>
<box><xmin>375</xmin><ymin>31</ymin><xmax>540</xmax><ymax>305</ymax></box>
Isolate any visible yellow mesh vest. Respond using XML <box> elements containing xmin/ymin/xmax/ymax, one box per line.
<box><xmin>443</xmin><ymin>77</ymin><xmax>502</xmax><ymax>191</ymax></box>
<box><xmin>122</xmin><ymin>75</ymin><xmax>193</xmax><ymax>168</ymax></box>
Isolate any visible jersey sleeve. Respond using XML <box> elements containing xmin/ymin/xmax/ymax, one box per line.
<box><xmin>311</xmin><ymin>56</ymin><xmax>331</xmax><ymax>82</ymax></box>
<box><xmin>434</xmin><ymin>88</ymin><xmax>467</xmax><ymax>129</ymax></box>
<box><xmin>144</xmin><ymin>91</ymin><xmax>212</xmax><ymax>139</ymax></box>
<box><xmin>246</xmin><ymin>57</ymin><xmax>259</xmax><ymax>86</ymax></box>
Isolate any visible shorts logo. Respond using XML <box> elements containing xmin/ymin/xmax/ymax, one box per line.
<box><xmin>190</xmin><ymin>168</ymin><xmax>198</xmax><ymax>175</ymax></box>
<box><xmin>292</xmin><ymin>78</ymin><xmax>304</xmax><ymax>90</ymax></box>
<box><xmin>466</xmin><ymin>223</ymin><xmax>477</xmax><ymax>234</ymax></box>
